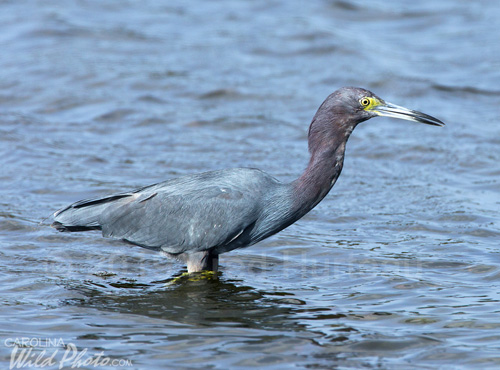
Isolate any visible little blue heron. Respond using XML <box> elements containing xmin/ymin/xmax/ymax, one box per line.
<box><xmin>52</xmin><ymin>87</ymin><xmax>444</xmax><ymax>273</ymax></box>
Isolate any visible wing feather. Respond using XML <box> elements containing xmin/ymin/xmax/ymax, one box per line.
<box><xmin>53</xmin><ymin>168</ymin><xmax>276</xmax><ymax>254</ymax></box>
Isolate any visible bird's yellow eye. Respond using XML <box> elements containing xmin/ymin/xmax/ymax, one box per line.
<box><xmin>360</xmin><ymin>97</ymin><xmax>371</xmax><ymax>107</ymax></box>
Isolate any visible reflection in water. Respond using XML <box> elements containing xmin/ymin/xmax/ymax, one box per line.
<box><xmin>59</xmin><ymin>273</ymin><xmax>443</xmax><ymax>368</ymax></box>
<box><xmin>64</xmin><ymin>273</ymin><xmax>303</xmax><ymax>329</ymax></box>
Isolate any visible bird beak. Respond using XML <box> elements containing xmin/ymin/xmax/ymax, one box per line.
<box><xmin>372</xmin><ymin>101</ymin><xmax>445</xmax><ymax>127</ymax></box>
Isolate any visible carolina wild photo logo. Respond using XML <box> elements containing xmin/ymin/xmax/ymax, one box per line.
<box><xmin>5</xmin><ymin>338</ymin><xmax>132</xmax><ymax>369</ymax></box>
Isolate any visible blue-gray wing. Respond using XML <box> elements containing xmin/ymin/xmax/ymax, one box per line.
<box><xmin>53</xmin><ymin>168</ymin><xmax>276</xmax><ymax>254</ymax></box>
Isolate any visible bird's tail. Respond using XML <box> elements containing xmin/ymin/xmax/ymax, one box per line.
<box><xmin>51</xmin><ymin>194</ymin><xmax>130</xmax><ymax>232</ymax></box>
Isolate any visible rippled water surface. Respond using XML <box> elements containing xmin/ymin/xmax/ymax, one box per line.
<box><xmin>1</xmin><ymin>1</ymin><xmax>499</xmax><ymax>369</ymax></box>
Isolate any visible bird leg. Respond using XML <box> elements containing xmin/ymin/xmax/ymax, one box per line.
<box><xmin>186</xmin><ymin>251</ymin><xmax>219</xmax><ymax>273</ymax></box>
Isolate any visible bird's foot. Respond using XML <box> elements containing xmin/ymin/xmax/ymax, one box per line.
<box><xmin>166</xmin><ymin>270</ymin><xmax>219</xmax><ymax>285</ymax></box>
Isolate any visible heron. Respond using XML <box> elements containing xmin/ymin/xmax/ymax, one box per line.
<box><xmin>52</xmin><ymin>87</ymin><xmax>444</xmax><ymax>273</ymax></box>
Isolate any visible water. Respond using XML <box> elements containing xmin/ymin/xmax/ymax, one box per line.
<box><xmin>1</xmin><ymin>0</ymin><xmax>499</xmax><ymax>369</ymax></box>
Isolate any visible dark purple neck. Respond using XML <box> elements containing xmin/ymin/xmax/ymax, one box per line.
<box><xmin>291</xmin><ymin>120</ymin><xmax>354</xmax><ymax>217</ymax></box>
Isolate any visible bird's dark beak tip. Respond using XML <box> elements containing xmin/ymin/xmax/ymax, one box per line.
<box><xmin>428</xmin><ymin>117</ymin><xmax>446</xmax><ymax>127</ymax></box>
<box><xmin>424</xmin><ymin>119</ymin><xmax>445</xmax><ymax>127</ymax></box>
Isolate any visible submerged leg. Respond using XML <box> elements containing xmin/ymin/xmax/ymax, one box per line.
<box><xmin>186</xmin><ymin>251</ymin><xmax>219</xmax><ymax>273</ymax></box>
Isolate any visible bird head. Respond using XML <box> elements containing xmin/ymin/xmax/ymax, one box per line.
<box><xmin>308</xmin><ymin>87</ymin><xmax>444</xmax><ymax>154</ymax></box>
<box><xmin>332</xmin><ymin>86</ymin><xmax>445</xmax><ymax>128</ymax></box>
